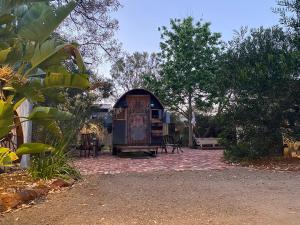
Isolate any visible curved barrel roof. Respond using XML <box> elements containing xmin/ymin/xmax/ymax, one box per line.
<box><xmin>113</xmin><ymin>89</ymin><xmax>164</xmax><ymax>109</ymax></box>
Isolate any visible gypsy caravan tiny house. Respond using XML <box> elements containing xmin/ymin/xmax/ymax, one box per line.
<box><xmin>112</xmin><ymin>89</ymin><xmax>164</xmax><ymax>155</ymax></box>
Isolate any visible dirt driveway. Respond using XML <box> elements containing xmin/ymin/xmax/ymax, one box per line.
<box><xmin>1</xmin><ymin>168</ymin><xmax>300</xmax><ymax>225</ymax></box>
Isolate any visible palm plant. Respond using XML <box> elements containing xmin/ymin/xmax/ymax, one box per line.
<box><xmin>0</xmin><ymin>0</ymin><xmax>90</xmax><ymax>159</ymax></box>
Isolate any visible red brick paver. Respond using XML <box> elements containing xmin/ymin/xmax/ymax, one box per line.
<box><xmin>73</xmin><ymin>149</ymin><xmax>230</xmax><ymax>175</ymax></box>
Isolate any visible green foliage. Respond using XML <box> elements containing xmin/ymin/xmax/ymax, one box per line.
<box><xmin>28</xmin><ymin>40</ymin><xmax>86</xmax><ymax>76</ymax></box>
<box><xmin>217</xmin><ymin>25</ymin><xmax>299</xmax><ymax>160</ymax></box>
<box><xmin>276</xmin><ymin>0</ymin><xmax>300</xmax><ymax>36</ymax></box>
<box><xmin>194</xmin><ymin>114</ymin><xmax>222</xmax><ymax>138</ymax></box>
<box><xmin>0</xmin><ymin>0</ymin><xmax>89</xmax><ymax>147</ymax></box>
<box><xmin>16</xmin><ymin>143</ymin><xmax>55</xmax><ymax>156</ymax></box>
<box><xmin>0</xmin><ymin>0</ymin><xmax>90</xmax><ymax>181</ymax></box>
<box><xmin>29</xmin><ymin>112</ymin><xmax>85</xmax><ymax>180</ymax></box>
<box><xmin>53</xmin><ymin>0</ymin><xmax>121</xmax><ymax>65</ymax></box>
<box><xmin>0</xmin><ymin>99</ymin><xmax>14</xmax><ymax>138</ymax></box>
<box><xmin>147</xmin><ymin>17</ymin><xmax>221</xmax><ymax>115</ymax></box>
<box><xmin>44</xmin><ymin>72</ymin><xmax>89</xmax><ymax>89</ymax></box>
<box><xmin>145</xmin><ymin>17</ymin><xmax>222</xmax><ymax>146</ymax></box>
<box><xmin>0</xmin><ymin>147</ymin><xmax>18</xmax><ymax>166</ymax></box>
<box><xmin>223</xmin><ymin>143</ymin><xmax>260</xmax><ymax>162</ymax></box>
<box><xmin>28</xmin><ymin>107</ymin><xmax>73</xmax><ymax>121</ymax></box>
<box><xmin>111</xmin><ymin>52</ymin><xmax>159</xmax><ymax>95</ymax></box>
<box><xmin>28</xmin><ymin>150</ymin><xmax>80</xmax><ymax>180</ymax></box>
<box><xmin>0</xmin><ymin>1</ymin><xmax>45</xmax><ymax>16</ymax></box>
<box><xmin>18</xmin><ymin>1</ymin><xmax>76</xmax><ymax>42</ymax></box>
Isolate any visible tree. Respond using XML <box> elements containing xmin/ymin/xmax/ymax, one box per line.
<box><xmin>111</xmin><ymin>52</ymin><xmax>160</xmax><ymax>96</ymax></box>
<box><xmin>276</xmin><ymin>0</ymin><xmax>300</xmax><ymax>34</ymax></box>
<box><xmin>55</xmin><ymin>0</ymin><xmax>121</xmax><ymax>65</ymax></box>
<box><xmin>218</xmin><ymin>26</ymin><xmax>299</xmax><ymax>160</ymax></box>
<box><xmin>147</xmin><ymin>17</ymin><xmax>222</xmax><ymax>147</ymax></box>
<box><xmin>214</xmin><ymin>0</ymin><xmax>300</xmax><ymax>161</ymax></box>
<box><xmin>276</xmin><ymin>0</ymin><xmax>300</xmax><ymax>139</ymax></box>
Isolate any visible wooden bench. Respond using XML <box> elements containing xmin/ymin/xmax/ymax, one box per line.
<box><xmin>194</xmin><ymin>138</ymin><xmax>222</xmax><ymax>149</ymax></box>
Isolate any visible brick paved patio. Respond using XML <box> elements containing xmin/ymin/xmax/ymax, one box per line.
<box><xmin>74</xmin><ymin>149</ymin><xmax>230</xmax><ymax>175</ymax></box>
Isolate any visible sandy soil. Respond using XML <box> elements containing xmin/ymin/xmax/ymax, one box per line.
<box><xmin>1</xmin><ymin>168</ymin><xmax>300</xmax><ymax>225</ymax></box>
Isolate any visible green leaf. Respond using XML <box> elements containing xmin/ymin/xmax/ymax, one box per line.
<box><xmin>26</xmin><ymin>40</ymin><xmax>86</xmax><ymax>76</ymax></box>
<box><xmin>28</xmin><ymin>106</ymin><xmax>67</xmax><ymax>137</ymax></box>
<box><xmin>36</xmin><ymin>120</ymin><xmax>62</xmax><ymax>138</ymax></box>
<box><xmin>12</xmin><ymin>79</ymin><xmax>45</xmax><ymax>102</ymax></box>
<box><xmin>13</xmin><ymin>97</ymin><xmax>26</xmax><ymax>111</ymax></box>
<box><xmin>9</xmin><ymin>151</ymin><xmax>18</xmax><ymax>161</ymax></box>
<box><xmin>16</xmin><ymin>143</ymin><xmax>56</xmax><ymax>156</ymax></box>
<box><xmin>0</xmin><ymin>47</ymin><xmax>11</xmax><ymax>63</ymax></box>
<box><xmin>29</xmin><ymin>40</ymin><xmax>63</xmax><ymax>74</ymax></box>
<box><xmin>0</xmin><ymin>147</ymin><xmax>18</xmax><ymax>166</ymax></box>
<box><xmin>44</xmin><ymin>72</ymin><xmax>90</xmax><ymax>89</ymax></box>
<box><xmin>18</xmin><ymin>1</ymin><xmax>76</xmax><ymax>42</ymax></box>
<box><xmin>0</xmin><ymin>147</ymin><xmax>9</xmax><ymax>153</ymax></box>
<box><xmin>2</xmin><ymin>86</ymin><xmax>15</xmax><ymax>91</ymax></box>
<box><xmin>0</xmin><ymin>99</ymin><xmax>14</xmax><ymax>139</ymax></box>
<box><xmin>28</xmin><ymin>106</ymin><xmax>73</xmax><ymax>121</ymax></box>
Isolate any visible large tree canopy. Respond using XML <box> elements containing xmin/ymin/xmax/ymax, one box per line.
<box><xmin>218</xmin><ymin>26</ymin><xmax>300</xmax><ymax>160</ymax></box>
<box><xmin>55</xmin><ymin>0</ymin><xmax>121</xmax><ymax>65</ymax></box>
<box><xmin>111</xmin><ymin>52</ymin><xmax>159</xmax><ymax>96</ymax></box>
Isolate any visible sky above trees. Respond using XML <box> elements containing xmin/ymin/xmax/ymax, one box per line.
<box><xmin>114</xmin><ymin>0</ymin><xmax>279</xmax><ymax>54</ymax></box>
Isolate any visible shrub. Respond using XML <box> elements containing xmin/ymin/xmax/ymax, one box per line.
<box><xmin>221</xmin><ymin>124</ymin><xmax>283</xmax><ymax>162</ymax></box>
<box><xmin>29</xmin><ymin>150</ymin><xmax>80</xmax><ymax>180</ymax></box>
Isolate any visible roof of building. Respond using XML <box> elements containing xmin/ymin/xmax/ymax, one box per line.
<box><xmin>113</xmin><ymin>88</ymin><xmax>164</xmax><ymax>109</ymax></box>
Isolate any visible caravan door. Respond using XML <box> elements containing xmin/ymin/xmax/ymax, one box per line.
<box><xmin>127</xmin><ymin>95</ymin><xmax>150</xmax><ymax>145</ymax></box>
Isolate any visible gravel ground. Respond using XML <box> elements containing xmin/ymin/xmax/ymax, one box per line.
<box><xmin>1</xmin><ymin>168</ymin><xmax>300</xmax><ymax>225</ymax></box>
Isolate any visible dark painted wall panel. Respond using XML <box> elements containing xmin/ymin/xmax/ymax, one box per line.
<box><xmin>151</xmin><ymin>136</ymin><xmax>163</xmax><ymax>145</ymax></box>
<box><xmin>113</xmin><ymin>120</ymin><xmax>126</xmax><ymax>144</ymax></box>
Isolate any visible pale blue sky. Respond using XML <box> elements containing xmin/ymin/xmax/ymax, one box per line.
<box><xmin>114</xmin><ymin>0</ymin><xmax>279</xmax><ymax>53</ymax></box>
<box><xmin>101</xmin><ymin>0</ymin><xmax>280</xmax><ymax>76</ymax></box>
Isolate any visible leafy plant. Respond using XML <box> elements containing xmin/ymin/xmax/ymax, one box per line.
<box><xmin>28</xmin><ymin>149</ymin><xmax>80</xmax><ymax>180</ymax></box>
<box><xmin>0</xmin><ymin>147</ymin><xmax>18</xmax><ymax>167</ymax></box>
<box><xmin>16</xmin><ymin>143</ymin><xmax>56</xmax><ymax>156</ymax></box>
<box><xmin>27</xmin><ymin>109</ymin><xmax>87</xmax><ymax>180</ymax></box>
<box><xmin>0</xmin><ymin>1</ymin><xmax>90</xmax><ymax>158</ymax></box>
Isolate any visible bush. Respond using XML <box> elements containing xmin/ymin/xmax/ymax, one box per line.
<box><xmin>224</xmin><ymin>143</ymin><xmax>262</xmax><ymax>162</ymax></box>
<box><xmin>221</xmin><ymin>125</ymin><xmax>283</xmax><ymax>162</ymax></box>
<box><xmin>29</xmin><ymin>107</ymin><xmax>87</xmax><ymax>180</ymax></box>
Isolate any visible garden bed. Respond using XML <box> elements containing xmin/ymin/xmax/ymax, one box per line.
<box><xmin>0</xmin><ymin>170</ymin><xmax>75</xmax><ymax>213</ymax></box>
<box><xmin>237</xmin><ymin>157</ymin><xmax>300</xmax><ymax>172</ymax></box>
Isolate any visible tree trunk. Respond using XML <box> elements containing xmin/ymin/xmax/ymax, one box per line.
<box><xmin>188</xmin><ymin>93</ymin><xmax>193</xmax><ymax>148</ymax></box>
